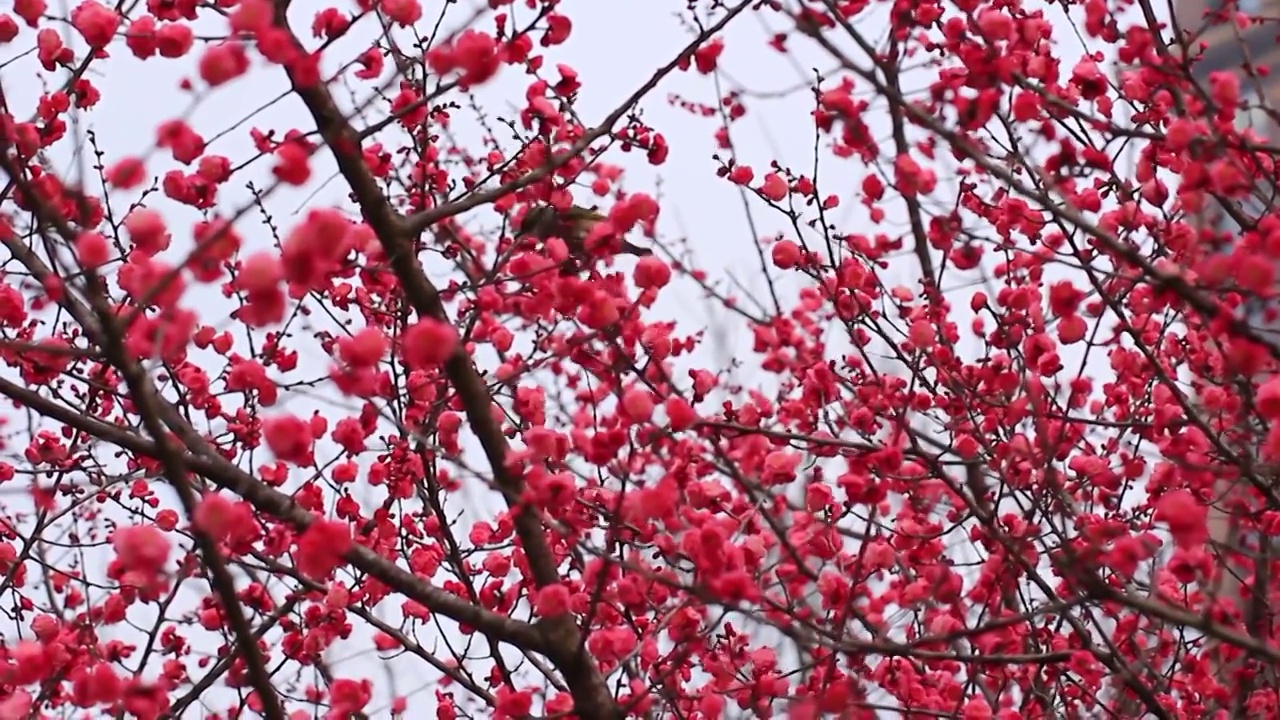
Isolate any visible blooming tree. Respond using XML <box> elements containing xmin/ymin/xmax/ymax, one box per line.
<box><xmin>0</xmin><ymin>0</ymin><xmax>1277</xmax><ymax>717</ymax></box>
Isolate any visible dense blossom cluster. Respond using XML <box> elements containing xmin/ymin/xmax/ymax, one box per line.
<box><xmin>0</xmin><ymin>0</ymin><xmax>1276</xmax><ymax>717</ymax></box>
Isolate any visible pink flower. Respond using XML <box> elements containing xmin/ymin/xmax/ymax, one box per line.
<box><xmin>1258</xmin><ymin>376</ymin><xmax>1280</xmax><ymax>420</ymax></box>
<box><xmin>112</xmin><ymin>525</ymin><xmax>170</xmax><ymax>573</ymax></box>
<box><xmin>294</xmin><ymin>519</ymin><xmax>351</xmax><ymax>580</ymax></box>
<box><xmin>453</xmin><ymin>30</ymin><xmax>500</xmax><ymax>88</ymax></box>
<box><xmin>328</xmin><ymin>678</ymin><xmax>371</xmax><ymax>717</ymax></box>
<box><xmin>123</xmin><ymin>210</ymin><xmax>170</xmax><ymax>255</ymax></box>
<box><xmin>190</xmin><ymin>489</ymin><xmax>230</xmax><ymax>528</ymax></box>
<box><xmin>381</xmin><ymin>0</ymin><xmax>420</xmax><ymax>25</ymax></box>
<box><xmin>665</xmin><ymin>397</ymin><xmax>697</xmax><ymax>431</ymax></box>
<box><xmin>1155</xmin><ymin>490</ymin><xmax>1209</xmax><ymax>549</ymax></box>
<box><xmin>106</xmin><ymin>157</ymin><xmax>146</xmax><ymax>188</ymax></box>
<box><xmin>155</xmin><ymin>21</ymin><xmax>193</xmax><ymax>58</ymax></box>
<box><xmin>401</xmin><ymin>318</ymin><xmax>458</xmax><ymax>369</ymax></box>
<box><xmin>621</xmin><ymin>387</ymin><xmax>655</xmax><ymax>422</ymax></box>
<box><xmin>263</xmin><ymin>414</ymin><xmax>314</xmax><ymax>466</ymax></box>
<box><xmin>633</xmin><ymin>255</ymin><xmax>671</xmax><ymax>289</ymax></box>
<box><xmin>772</xmin><ymin>240</ymin><xmax>801</xmax><ymax>269</ymax></box>
<box><xmin>75</xmin><ymin>231</ymin><xmax>110</xmax><ymax>269</ymax></box>
<box><xmin>70</xmin><ymin>1</ymin><xmax>120</xmax><ymax>48</ymax></box>
<box><xmin>693</xmin><ymin>37</ymin><xmax>723</xmax><ymax>74</ymax></box>
<box><xmin>238</xmin><ymin>252</ymin><xmax>282</xmax><ymax>295</ymax></box>
<box><xmin>199</xmin><ymin>42</ymin><xmax>249</xmax><ymax>86</ymax></box>
<box><xmin>337</xmin><ymin>328</ymin><xmax>387</xmax><ymax>368</ymax></box>
<box><xmin>272</xmin><ymin>142</ymin><xmax>311</xmax><ymax>186</ymax></box>
<box><xmin>760</xmin><ymin>173</ymin><xmax>788</xmax><ymax>202</ymax></box>
<box><xmin>532</xmin><ymin>583</ymin><xmax>571</xmax><ymax>617</ymax></box>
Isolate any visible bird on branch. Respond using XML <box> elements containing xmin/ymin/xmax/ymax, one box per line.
<box><xmin>516</xmin><ymin>204</ymin><xmax>654</xmax><ymax>259</ymax></box>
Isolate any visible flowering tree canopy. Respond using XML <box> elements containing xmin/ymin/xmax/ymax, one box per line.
<box><xmin>0</xmin><ymin>0</ymin><xmax>1277</xmax><ymax>717</ymax></box>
